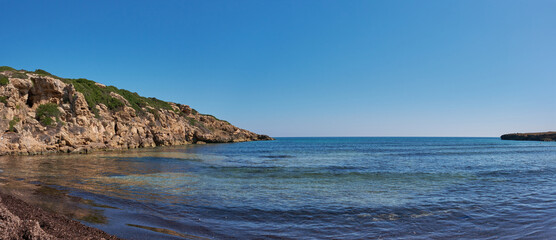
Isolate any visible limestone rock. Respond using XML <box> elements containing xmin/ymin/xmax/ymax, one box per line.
<box><xmin>10</xmin><ymin>78</ymin><xmax>33</xmax><ymax>95</ymax></box>
<box><xmin>0</xmin><ymin>70</ymin><xmax>273</xmax><ymax>155</ymax></box>
<box><xmin>28</xmin><ymin>76</ymin><xmax>65</xmax><ymax>107</ymax></box>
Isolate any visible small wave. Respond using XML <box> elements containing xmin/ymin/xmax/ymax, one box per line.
<box><xmin>206</xmin><ymin>165</ymin><xmax>473</xmax><ymax>182</ymax></box>
<box><xmin>260</xmin><ymin>155</ymin><xmax>294</xmax><ymax>159</ymax></box>
<box><xmin>384</xmin><ymin>149</ymin><xmax>547</xmax><ymax>157</ymax></box>
<box><xmin>477</xmin><ymin>168</ymin><xmax>556</xmax><ymax>178</ymax></box>
<box><xmin>127</xmin><ymin>224</ymin><xmax>210</xmax><ymax>240</ymax></box>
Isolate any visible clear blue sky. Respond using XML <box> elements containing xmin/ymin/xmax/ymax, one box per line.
<box><xmin>1</xmin><ymin>0</ymin><xmax>555</xmax><ymax>137</ymax></box>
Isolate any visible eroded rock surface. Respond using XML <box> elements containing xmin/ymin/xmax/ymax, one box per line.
<box><xmin>0</xmin><ymin>70</ymin><xmax>272</xmax><ymax>155</ymax></box>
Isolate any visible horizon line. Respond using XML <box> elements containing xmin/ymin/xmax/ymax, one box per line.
<box><xmin>269</xmin><ymin>136</ymin><xmax>501</xmax><ymax>138</ymax></box>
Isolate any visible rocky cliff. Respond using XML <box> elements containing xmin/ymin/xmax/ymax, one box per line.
<box><xmin>0</xmin><ymin>67</ymin><xmax>272</xmax><ymax>155</ymax></box>
<box><xmin>500</xmin><ymin>132</ymin><xmax>556</xmax><ymax>141</ymax></box>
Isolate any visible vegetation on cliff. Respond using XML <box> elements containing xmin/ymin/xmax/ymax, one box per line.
<box><xmin>36</xmin><ymin>103</ymin><xmax>61</xmax><ymax>126</ymax></box>
<box><xmin>8</xmin><ymin>116</ymin><xmax>19</xmax><ymax>132</ymax></box>
<box><xmin>0</xmin><ymin>75</ymin><xmax>9</xmax><ymax>86</ymax></box>
<box><xmin>33</xmin><ymin>69</ymin><xmax>173</xmax><ymax>114</ymax></box>
<box><xmin>0</xmin><ymin>66</ymin><xmax>272</xmax><ymax>155</ymax></box>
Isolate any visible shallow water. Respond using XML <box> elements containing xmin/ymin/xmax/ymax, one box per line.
<box><xmin>1</xmin><ymin>137</ymin><xmax>556</xmax><ymax>239</ymax></box>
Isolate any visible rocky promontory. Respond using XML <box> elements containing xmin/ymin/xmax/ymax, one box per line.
<box><xmin>0</xmin><ymin>66</ymin><xmax>272</xmax><ymax>155</ymax></box>
<box><xmin>500</xmin><ymin>132</ymin><xmax>556</xmax><ymax>141</ymax></box>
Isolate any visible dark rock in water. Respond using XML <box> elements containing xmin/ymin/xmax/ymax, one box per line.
<box><xmin>257</xmin><ymin>134</ymin><xmax>274</xmax><ymax>141</ymax></box>
<box><xmin>501</xmin><ymin>132</ymin><xmax>556</xmax><ymax>141</ymax></box>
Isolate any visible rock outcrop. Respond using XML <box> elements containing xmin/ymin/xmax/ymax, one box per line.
<box><xmin>500</xmin><ymin>132</ymin><xmax>556</xmax><ymax>141</ymax></box>
<box><xmin>0</xmin><ymin>67</ymin><xmax>273</xmax><ymax>155</ymax></box>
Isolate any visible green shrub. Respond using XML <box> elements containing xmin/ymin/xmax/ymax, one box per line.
<box><xmin>67</xmin><ymin>78</ymin><xmax>124</xmax><ymax>111</ymax></box>
<box><xmin>0</xmin><ymin>96</ymin><xmax>7</xmax><ymax>104</ymax></box>
<box><xmin>11</xmin><ymin>72</ymin><xmax>28</xmax><ymax>79</ymax></box>
<box><xmin>62</xmin><ymin>77</ymin><xmax>173</xmax><ymax>115</ymax></box>
<box><xmin>36</xmin><ymin>103</ymin><xmax>61</xmax><ymax>126</ymax></box>
<box><xmin>8</xmin><ymin>116</ymin><xmax>20</xmax><ymax>132</ymax></box>
<box><xmin>187</xmin><ymin>117</ymin><xmax>198</xmax><ymax>126</ymax></box>
<box><xmin>191</xmin><ymin>108</ymin><xmax>198</xmax><ymax>115</ymax></box>
<box><xmin>147</xmin><ymin>108</ymin><xmax>160</xmax><ymax>119</ymax></box>
<box><xmin>108</xmin><ymin>98</ymin><xmax>124</xmax><ymax>110</ymax></box>
<box><xmin>106</xmin><ymin>87</ymin><xmax>147</xmax><ymax>113</ymax></box>
<box><xmin>204</xmin><ymin>114</ymin><xmax>230</xmax><ymax>124</ymax></box>
<box><xmin>34</xmin><ymin>69</ymin><xmax>52</xmax><ymax>76</ymax></box>
<box><xmin>108</xmin><ymin>87</ymin><xmax>173</xmax><ymax>113</ymax></box>
<box><xmin>34</xmin><ymin>69</ymin><xmax>64</xmax><ymax>79</ymax></box>
<box><xmin>0</xmin><ymin>66</ymin><xmax>15</xmax><ymax>72</ymax></box>
<box><xmin>0</xmin><ymin>75</ymin><xmax>9</xmax><ymax>86</ymax></box>
<box><xmin>145</xmin><ymin>97</ymin><xmax>173</xmax><ymax>110</ymax></box>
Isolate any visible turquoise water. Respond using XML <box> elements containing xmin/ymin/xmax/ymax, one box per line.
<box><xmin>1</xmin><ymin>137</ymin><xmax>556</xmax><ymax>239</ymax></box>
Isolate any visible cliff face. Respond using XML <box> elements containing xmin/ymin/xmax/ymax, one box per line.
<box><xmin>0</xmin><ymin>67</ymin><xmax>272</xmax><ymax>155</ymax></box>
<box><xmin>501</xmin><ymin>132</ymin><xmax>556</xmax><ymax>141</ymax></box>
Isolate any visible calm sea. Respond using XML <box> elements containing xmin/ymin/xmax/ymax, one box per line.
<box><xmin>1</xmin><ymin>137</ymin><xmax>556</xmax><ymax>239</ymax></box>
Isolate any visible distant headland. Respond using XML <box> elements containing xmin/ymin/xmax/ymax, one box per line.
<box><xmin>0</xmin><ymin>66</ymin><xmax>273</xmax><ymax>155</ymax></box>
<box><xmin>500</xmin><ymin>132</ymin><xmax>556</xmax><ymax>141</ymax></box>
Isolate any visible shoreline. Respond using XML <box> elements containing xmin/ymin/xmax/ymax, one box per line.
<box><xmin>0</xmin><ymin>191</ymin><xmax>120</xmax><ymax>239</ymax></box>
<box><xmin>0</xmin><ymin>137</ymin><xmax>272</xmax><ymax>156</ymax></box>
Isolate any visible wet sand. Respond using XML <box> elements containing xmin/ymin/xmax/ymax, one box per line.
<box><xmin>0</xmin><ymin>192</ymin><xmax>120</xmax><ymax>239</ymax></box>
